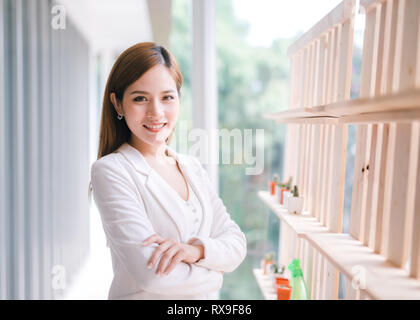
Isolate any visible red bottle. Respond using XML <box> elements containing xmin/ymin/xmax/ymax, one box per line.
<box><xmin>270</xmin><ymin>182</ymin><xmax>276</xmax><ymax>195</ymax></box>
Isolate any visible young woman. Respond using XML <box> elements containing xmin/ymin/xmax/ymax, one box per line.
<box><xmin>90</xmin><ymin>42</ymin><xmax>247</xmax><ymax>300</ymax></box>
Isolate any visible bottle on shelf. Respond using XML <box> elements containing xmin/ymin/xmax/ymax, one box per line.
<box><xmin>270</xmin><ymin>174</ymin><xmax>280</xmax><ymax>196</ymax></box>
<box><xmin>288</xmin><ymin>258</ymin><xmax>309</xmax><ymax>300</ymax></box>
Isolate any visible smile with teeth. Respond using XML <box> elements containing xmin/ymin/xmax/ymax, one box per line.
<box><xmin>143</xmin><ymin>123</ymin><xmax>167</xmax><ymax>132</ymax></box>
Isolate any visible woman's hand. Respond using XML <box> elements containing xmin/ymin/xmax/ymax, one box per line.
<box><xmin>142</xmin><ymin>234</ymin><xmax>205</xmax><ymax>276</ymax></box>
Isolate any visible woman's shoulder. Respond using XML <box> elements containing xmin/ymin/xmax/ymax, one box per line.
<box><xmin>90</xmin><ymin>151</ymin><xmax>140</xmax><ymax>193</ymax></box>
<box><xmin>91</xmin><ymin>151</ymin><xmax>128</xmax><ymax>176</ymax></box>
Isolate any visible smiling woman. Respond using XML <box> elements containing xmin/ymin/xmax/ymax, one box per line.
<box><xmin>97</xmin><ymin>42</ymin><xmax>183</xmax><ymax>158</ymax></box>
<box><xmin>90</xmin><ymin>42</ymin><xmax>247</xmax><ymax>300</ymax></box>
<box><xmin>109</xmin><ymin>65</ymin><xmax>178</xmax><ymax>152</ymax></box>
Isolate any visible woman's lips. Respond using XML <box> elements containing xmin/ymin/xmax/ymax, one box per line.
<box><xmin>143</xmin><ymin>123</ymin><xmax>167</xmax><ymax>133</ymax></box>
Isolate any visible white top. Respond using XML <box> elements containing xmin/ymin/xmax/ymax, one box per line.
<box><xmin>153</xmin><ymin>155</ymin><xmax>204</xmax><ymax>238</ymax></box>
<box><xmin>91</xmin><ymin>143</ymin><xmax>247</xmax><ymax>300</ymax></box>
<box><xmin>180</xmin><ymin>182</ymin><xmax>203</xmax><ymax>236</ymax></box>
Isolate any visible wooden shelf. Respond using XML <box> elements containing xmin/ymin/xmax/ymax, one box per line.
<box><xmin>252</xmin><ymin>268</ymin><xmax>277</xmax><ymax>300</ymax></box>
<box><xmin>304</xmin><ymin>233</ymin><xmax>420</xmax><ymax>300</ymax></box>
<box><xmin>258</xmin><ymin>191</ymin><xmax>328</xmax><ymax>238</ymax></box>
<box><xmin>263</xmin><ymin>89</ymin><xmax>420</xmax><ymax>124</ymax></box>
<box><xmin>263</xmin><ymin>108</ymin><xmax>338</xmax><ymax>124</ymax></box>
<box><xmin>310</xmin><ymin>89</ymin><xmax>420</xmax><ymax>117</ymax></box>
<box><xmin>258</xmin><ymin>190</ymin><xmax>420</xmax><ymax>300</ymax></box>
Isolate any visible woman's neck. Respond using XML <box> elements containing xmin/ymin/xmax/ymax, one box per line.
<box><xmin>129</xmin><ymin>137</ymin><xmax>171</xmax><ymax>165</ymax></box>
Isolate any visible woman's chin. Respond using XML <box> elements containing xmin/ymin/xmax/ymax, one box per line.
<box><xmin>143</xmin><ymin>137</ymin><xmax>169</xmax><ymax>147</ymax></box>
<box><xmin>155</xmin><ymin>126</ymin><xmax>172</xmax><ymax>142</ymax></box>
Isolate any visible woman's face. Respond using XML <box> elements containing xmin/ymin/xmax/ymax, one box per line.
<box><xmin>119</xmin><ymin>64</ymin><xmax>179</xmax><ymax>149</ymax></box>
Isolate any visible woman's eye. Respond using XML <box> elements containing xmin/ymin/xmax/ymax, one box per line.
<box><xmin>163</xmin><ymin>95</ymin><xmax>174</xmax><ymax>100</ymax></box>
<box><xmin>134</xmin><ymin>96</ymin><xmax>147</xmax><ymax>102</ymax></box>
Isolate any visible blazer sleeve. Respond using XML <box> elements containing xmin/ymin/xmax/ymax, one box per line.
<box><xmin>187</xmin><ymin>156</ymin><xmax>247</xmax><ymax>273</ymax></box>
<box><xmin>91</xmin><ymin>157</ymin><xmax>223</xmax><ymax>296</ymax></box>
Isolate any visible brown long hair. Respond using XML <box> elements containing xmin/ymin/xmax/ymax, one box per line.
<box><xmin>89</xmin><ymin>42</ymin><xmax>183</xmax><ymax>201</ymax></box>
<box><xmin>97</xmin><ymin>42</ymin><xmax>183</xmax><ymax>159</ymax></box>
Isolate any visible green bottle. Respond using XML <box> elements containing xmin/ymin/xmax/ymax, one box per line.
<box><xmin>288</xmin><ymin>259</ymin><xmax>309</xmax><ymax>300</ymax></box>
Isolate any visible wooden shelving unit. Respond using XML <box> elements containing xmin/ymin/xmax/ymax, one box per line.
<box><xmin>258</xmin><ymin>189</ymin><xmax>420</xmax><ymax>299</ymax></box>
<box><xmin>260</xmin><ymin>0</ymin><xmax>420</xmax><ymax>300</ymax></box>
<box><xmin>304</xmin><ymin>232</ymin><xmax>420</xmax><ymax>300</ymax></box>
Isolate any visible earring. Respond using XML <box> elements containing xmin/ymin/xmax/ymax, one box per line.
<box><xmin>117</xmin><ymin>114</ymin><xmax>123</xmax><ymax>120</ymax></box>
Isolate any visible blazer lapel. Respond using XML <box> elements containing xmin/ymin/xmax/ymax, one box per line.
<box><xmin>117</xmin><ymin>143</ymin><xmax>188</xmax><ymax>240</ymax></box>
<box><xmin>145</xmin><ymin>170</ymin><xmax>188</xmax><ymax>240</ymax></box>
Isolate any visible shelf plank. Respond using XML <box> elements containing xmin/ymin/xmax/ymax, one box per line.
<box><xmin>263</xmin><ymin>89</ymin><xmax>420</xmax><ymax>124</ymax></box>
<box><xmin>263</xmin><ymin>108</ymin><xmax>338</xmax><ymax>124</ymax></box>
<box><xmin>304</xmin><ymin>232</ymin><xmax>420</xmax><ymax>300</ymax></box>
<box><xmin>263</xmin><ymin>107</ymin><xmax>312</xmax><ymax>119</ymax></box>
<box><xmin>338</xmin><ymin>109</ymin><xmax>420</xmax><ymax>124</ymax></box>
<box><xmin>252</xmin><ymin>268</ymin><xmax>277</xmax><ymax>300</ymax></box>
<box><xmin>309</xmin><ymin>88</ymin><xmax>420</xmax><ymax>117</ymax></box>
<box><xmin>258</xmin><ymin>191</ymin><xmax>328</xmax><ymax>237</ymax></box>
<box><xmin>263</xmin><ymin>107</ymin><xmax>333</xmax><ymax>121</ymax></box>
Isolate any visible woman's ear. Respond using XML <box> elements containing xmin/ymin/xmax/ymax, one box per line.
<box><xmin>110</xmin><ymin>92</ymin><xmax>123</xmax><ymax>116</ymax></box>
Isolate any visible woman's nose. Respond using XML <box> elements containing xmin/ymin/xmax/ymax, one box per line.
<box><xmin>146</xmin><ymin>99</ymin><xmax>165</xmax><ymax>118</ymax></box>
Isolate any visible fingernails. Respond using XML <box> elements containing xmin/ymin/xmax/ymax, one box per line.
<box><xmin>147</xmin><ymin>263</ymin><xmax>152</xmax><ymax>269</ymax></box>
<box><xmin>155</xmin><ymin>270</ymin><xmax>167</xmax><ymax>277</ymax></box>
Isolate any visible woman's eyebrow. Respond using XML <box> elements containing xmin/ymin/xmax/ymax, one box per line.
<box><xmin>130</xmin><ymin>89</ymin><xmax>176</xmax><ymax>95</ymax></box>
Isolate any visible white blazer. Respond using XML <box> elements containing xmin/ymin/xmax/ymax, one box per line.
<box><xmin>91</xmin><ymin>142</ymin><xmax>247</xmax><ymax>300</ymax></box>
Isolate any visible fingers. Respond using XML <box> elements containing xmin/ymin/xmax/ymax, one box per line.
<box><xmin>142</xmin><ymin>234</ymin><xmax>164</xmax><ymax>246</ymax></box>
<box><xmin>156</xmin><ymin>245</ymin><xmax>184</xmax><ymax>276</ymax></box>
<box><xmin>163</xmin><ymin>250</ymin><xmax>185</xmax><ymax>275</ymax></box>
<box><xmin>147</xmin><ymin>238</ymin><xmax>176</xmax><ymax>272</ymax></box>
<box><xmin>142</xmin><ymin>235</ymin><xmax>187</xmax><ymax>276</ymax></box>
